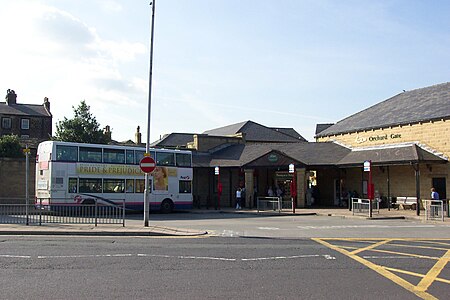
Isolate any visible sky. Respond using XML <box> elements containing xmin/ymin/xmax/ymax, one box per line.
<box><xmin>0</xmin><ymin>0</ymin><xmax>449</xmax><ymax>143</ymax></box>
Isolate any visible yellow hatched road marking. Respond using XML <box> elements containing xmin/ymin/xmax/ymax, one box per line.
<box><xmin>387</xmin><ymin>242</ymin><xmax>450</xmax><ymax>251</ymax></box>
<box><xmin>416</xmin><ymin>249</ymin><xmax>450</xmax><ymax>292</ymax></box>
<box><xmin>313</xmin><ymin>238</ymin><xmax>441</xmax><ymax>300</ymax></box>
<box><xmin>384</xmin><ymin>267</ymin><xmax>450</xmax><ymax>285</ymax></box>
<box><xmin>350</xmin><ymin>239</ymin><xmax>392</xmax><ymax>255</ymax></box>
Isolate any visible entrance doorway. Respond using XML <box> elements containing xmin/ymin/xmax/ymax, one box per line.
<box><xmin>432</xmin><ymin>177</ymin><xmax>446</xmax><ymax>200</ymax></box>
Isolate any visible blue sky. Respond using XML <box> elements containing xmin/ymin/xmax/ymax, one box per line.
<box><xmin>1</xmin><ymin>0</ymin><xmax>449</xmax><ymax>142</ymax></box>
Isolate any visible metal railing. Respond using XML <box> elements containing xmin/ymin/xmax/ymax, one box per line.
<box><xmin>423</xmin><ymin>199</ymin><xmax>447</xmax><ymax>222</ymax></box>
<box><xmin>257</xmin><ymin>196</ymin><xmax>282</xmax><ymax>213</ymax></box>
<box><xmin>0</xmin><ymin>198</ymin><xmax>126</xmax><ymax>226</ymax></box>
<box><xmin>351</xmin><ymin>198</ymin><xmax>379</xmax><ymax>216</ymax></box>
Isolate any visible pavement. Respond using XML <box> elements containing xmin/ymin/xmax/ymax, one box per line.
<box><xmin>0</xmin><ymin>207</ymin><xmax>448</xmax><ymax>237</ymax></box>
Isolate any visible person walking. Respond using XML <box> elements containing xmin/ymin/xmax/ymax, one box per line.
<box><xmin>236</xmin><ymin>187</ymin><xmax>242</xmax><ymax>210</ymax></box>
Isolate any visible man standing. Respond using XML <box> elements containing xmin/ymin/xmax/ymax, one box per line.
<box><xmin>431</xmin><ymin>187</ymin><xmax>440</xmax><ymax>200</ymax></box>
<box><xmin>236</xmin><ymin>188</ymin><xmax>242</xmax><ymax>210</ymax></box>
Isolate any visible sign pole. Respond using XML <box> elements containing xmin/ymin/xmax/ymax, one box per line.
<box><xmin>24</xmin><ymin>145</ymin><xmax>30</xmax><ymax>225</ymax></box>
<box><xmin>144</xmin><ymin>0</ymin><xmax>156</xmax><ymax>227</ymax></box>
<box><xmin>289</xmin><ymin>163</ymin><xmax>295</xmax><ymax>214</ymax></box>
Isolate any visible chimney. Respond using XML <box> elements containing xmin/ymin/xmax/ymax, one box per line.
<box><xmin>5</xmin><ymin>89</ymin><xmax>17</xmax><ymax>105</ymax></box>
<box><xmin>104</xmin><ymin>125</ymin><xmax>112</xmax><ymax>140</ymax></box>
<box><xmin>43</xmin><ymin>97</ymin><xmax>50</xmax><ymax>112</ymax></box>
<box><xmin>135</xmin><ymin>126</ymin><xmax>142</xmax><ymax>144</ymax></box>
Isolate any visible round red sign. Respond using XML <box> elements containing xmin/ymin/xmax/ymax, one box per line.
<box><xmin>140</xmin><ymin>156</ymin><xmax>156</xmax><ymax>173</ymax></box>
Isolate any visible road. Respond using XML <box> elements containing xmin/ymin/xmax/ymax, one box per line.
<box><xmin>130</xmin><ymin>212</ymin><xmax>450</xmax><ymax>238</ymax></box>
<box><xmin>1</xmin><ymin>213</ymin><xmax>449</xmax><ymax>299</ymax></box>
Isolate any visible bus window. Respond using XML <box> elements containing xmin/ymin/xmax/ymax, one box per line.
<box><xmin>135</xmin><ymin>151</ymin><xmax>145</xmax><ymax>165</ymax></box>
<box><xmin>126</xmin><ymin>179</ymin><xmax>134</xmax><ymax>193</ymax></box>
<box><xmin>79</xmin><ymin>147</ymin><xmax>102</xmax><ymax>163</ymax></box>
<box><xmin>126</xmin><ymin>150</ymin><xmax>134</xmax><ymax>164</ymax></box>
<box><xmin>179</xmin><ymin>180</ymin><xmax>192</xmax><ymax>193</ymax></box>
<box><xmin>68</xmin><ymin>178</ymin><xmax>78</xmax><ymax>193</ymax></box>
<box><xmin>156</xmin><ymin>152</ymin><xmax>175</xmax><ymax>166</ymax></box>
<box><xmin>136</xmin><ymin>179</ymin><xmax>152</xmax><ymax>193</ymax></box>
<box><xmin>176</xmin><ymin>153</ymin><xmax>191</xmax><ymax>167</ymax></box>
<box><xmin>103</xmin><ymin>179</ymin><xmax>125</xmax><ymax>193</ymax></box>
<box><xmin>56</xmin><ymin>145</ymin><xmax>77</xmax><ymax>161</ymax></box>
<box><xmin>103</xmin><ymin>148</ymin><xmax>125</xmax><ymax>164</ymax></box>
<box><xmin>79</xmin><ymin>178</ymin><xmax>102</xmax><ymax>193</ymax></box>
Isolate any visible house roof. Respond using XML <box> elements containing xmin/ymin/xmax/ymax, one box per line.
<box><xmin>193</xmin><ymin>141</ymin><xmax>448</xmax><ymax>168</ymax></box>
<box><xmin>150</xmin><ymin>133</ymin><xmax>194</xmax><ymax>148</ymax></box>
<box><xmin>194</xmin><ymin>142</ymin><xmax>351</xmax><ymax>168</ymax></box>
<box><xmin>203</xmin><ymin>120</ymin><xmax>307</xmax><ymax>142</ymax></box>
<box><xmin>316</xmin><ymin>82</ymin><xmax>450</xmax><ymax>137</ymax></box>
<box><xmin>0</xmin><ymin>102</ymin><xmax>51</xmax><ymax>117</ymax></box>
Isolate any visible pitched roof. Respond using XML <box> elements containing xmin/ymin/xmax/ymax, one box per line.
<box><xmin>203</xmin><ymin>120</ymin><xmax>307</xmax><ymax>142</ymax></box>
<box><xmin>0</xmin><ymin>102</ymin><xmax>51</xmax><ymax>117</ymax></box>
<box><xmin>194</xmin><ymin>142</ymin><xmax>350</xmax><ymax>168</ymax></box>
<box><xmin>336</xmin><ymin>143</ymin><xmax>448</xmax><ymax>166</ymax></box>
<box><xmin>150</xmin><ymin>133</ymin><xmax>194</xmax><ymax>148</ymax></box>
<box><xmin>316</xmin><ymin>82</ymin><xmax>450</xmax><ymax>137</ymax></box>
<box><xmin>193</xmin><ymin>141</ymin><xmax>448</xmax><ymax>168</ymax></box>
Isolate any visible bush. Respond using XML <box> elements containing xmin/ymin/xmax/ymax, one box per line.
<box><xmin>0</xmin><ymin>135</ymin><xmax>23</xmax><ymax>158</ymax></box>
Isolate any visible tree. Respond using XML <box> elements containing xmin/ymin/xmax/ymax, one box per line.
<box><xmin>0</xmin><ymin>135</ymin><xmax>23</xmax><ymax>158</ymax></box>
<box><xmin>54</xmin><ymin>100</ymin><xmax>111</xmax><ymax>144</ymax></box>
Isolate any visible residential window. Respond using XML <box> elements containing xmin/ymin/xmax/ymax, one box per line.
<box><xmin>21</xmin><ymin>119</ymin><xmax>30</xmax><ymax>130</ymax></box>
<box><xmin>2</xmin><ymin>117</ymin><xmax>11</xmax><ymax>129</ymax></box>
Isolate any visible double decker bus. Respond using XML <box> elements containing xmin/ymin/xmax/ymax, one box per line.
<box><xmin>35</xmin><ymin>141</ymin><xmax>193</xmax><ymax>213</ymax></box>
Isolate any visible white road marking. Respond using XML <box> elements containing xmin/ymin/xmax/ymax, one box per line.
<box><xmin>1</xmin><ymin>253</ymin><xmax>337</xmax><ymax>262</ymax></box>
<box><xmin>297</xmin><ymin>225</ymin><xmax>440</xmax><ymax>230</ymax></box>
<box><xmin>362</xmin><ymin>256</ymin><xmax>422</xmax><ymax>259</ymax></box>
<box><xmin>0</xmin><ymin>254</ymin><xmax>31</xmax><ymax>258</ymax></box>
<box><xmin>257</xmin><ymin>227</ymin><xmax>280</xmax><ymax>230</ymax></box>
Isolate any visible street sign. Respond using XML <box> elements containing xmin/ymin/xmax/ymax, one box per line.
<box><xmin>363</xmin><ymin>160</ymin><xmax>371</xmax><ymax>172</ymax></box>
<box><xmin>140</xmin><ymin>156</ymin><xmax>156</xmax><ymax>173</ymax></box>
<box><xmin>289</xmin><ymin>163</ymin><xmax>295</xmax><ymax>173</ymax></box>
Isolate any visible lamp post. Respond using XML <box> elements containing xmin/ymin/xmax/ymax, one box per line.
<box><xmin>144</xmin><ymin>0</ymin><xmax>156</xmax><ymax>227</ymax></box>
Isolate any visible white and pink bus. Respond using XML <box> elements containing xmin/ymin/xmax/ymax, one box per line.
<box><xmin>35</xmin><ymin>141</ymin><xmax>193</xmax><ymax>213</ymax></box>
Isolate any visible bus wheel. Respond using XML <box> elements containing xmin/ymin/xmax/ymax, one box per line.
<box><xmin>160</xmin><ymin>199</ymin><xmax>174</xmax><ymax>214</ymax></box>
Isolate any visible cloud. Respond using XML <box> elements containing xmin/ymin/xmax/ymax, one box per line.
<box><xmin>0</xmin><ymin>1</ymin><xmax>148</xmax><ymax>142</ymax></box>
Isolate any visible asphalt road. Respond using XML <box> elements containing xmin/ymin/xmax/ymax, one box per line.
<box><xmin>1</xmin><ymin>235</ymin><xmax>448</xmax><ymax>299</ymax></box>
<box><xmin>129</xmin><ymin>212</ymin><xmax>450</xmax><ymax>239</ymax></box>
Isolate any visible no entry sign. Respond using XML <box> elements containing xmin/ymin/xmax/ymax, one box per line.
<box><xmin>140</xmin><ymin>156</ymin><xmax>156</xmax><ymax>173</ymax></box>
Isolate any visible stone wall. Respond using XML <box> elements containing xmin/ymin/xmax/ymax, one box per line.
<box><xmin>0</xmin><ymin>158</ymin><xmax>35</xmax><ymax>203</ymax></box>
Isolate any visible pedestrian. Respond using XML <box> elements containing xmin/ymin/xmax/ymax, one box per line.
<box><xmin>236</xmin><ymin>187</ymin><xmax>242</xmax><ymax>209</ymax></box>
<box><xmin>431</xmin><ymin>187</ymin><xmax>440</xmax><ymax>200</ymax></box>
<box><xmin>267</xmin><ymin>186</ymin><xmax>274</xmax><ymax>197</ymax></box>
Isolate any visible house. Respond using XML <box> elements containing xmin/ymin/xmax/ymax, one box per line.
<box><xmin>0</xmin><ymin>89</ymin><xmax>52</xmax><ymax>146</ymax></box>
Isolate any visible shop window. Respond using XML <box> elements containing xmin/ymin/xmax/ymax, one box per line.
<box><xmin>126</xmin><ymin>179</ymin><xmax>134</xmax><ymax>193</ymax></box>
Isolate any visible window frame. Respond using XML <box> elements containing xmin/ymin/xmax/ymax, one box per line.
<box><xmin>21</xmin><ymin>118</ymin><xmax>30</xmax><ymax>130</ymax></box>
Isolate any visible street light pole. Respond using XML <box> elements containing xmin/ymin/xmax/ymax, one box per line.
<box><xmin>144</xmin><ymin>0</ymin><xmax>156</xmax><ymax>227</ymax></box>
